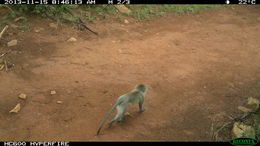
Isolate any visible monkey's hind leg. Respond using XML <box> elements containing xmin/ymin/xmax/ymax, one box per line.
<box><xmin>108</xmin><ymin>105</ymin><xmax>126</xmax><ymax>128</ymax></box>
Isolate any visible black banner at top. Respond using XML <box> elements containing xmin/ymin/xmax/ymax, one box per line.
<box><xmin>1</xmin><ymin>0</ymin><xmax>259</xmax><ymax>4</ymax></box>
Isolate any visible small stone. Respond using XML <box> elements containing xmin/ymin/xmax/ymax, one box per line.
<box><xmin>124</xmin><ymin>19</ymin><xmax>129</xmax><ymax>24</ymax></box>
<box><xmin>34</xmin><ymin>27</ymin><xmax>44</xmax><ymax>33</ymax></box>
<box><xmin>7</xmin><ymin>40</ymin><xmax>17</xmax><ymax>47</ymax></box>
<box><xmin>114</xmin><ymin>5</ymin><xmax>132</xmax><ymax>14</ymax></box>
<box><xmin>49</xmin><ymin>23</ymin><xmax>58</xmax><ymax>29</ymax></box>
<box><xmin>18</xmin><ymin>93</ymin><xmax>27</xmax><ymax>100</ymax></box>
<box><xmin>67</xmin><ymin>37</ymin><xmax>77</xmax><ymax>42</ymax></box>
<box><xmin>10</xmin><ymin>24</ymin><xmax>18</xmax><ymax>28</ymax></box>
<box><xmin>125</xmin><ymin>112</ymin><xmax>131</xmax><ymax>116</ymax></box>
<box><xmin>50</xmin><ymin>90</ymin><xmax>56</xmax><ymax>95</ymax></box>
<box><xmin>57</xmin><ymin>101</ymin><xmax>63</xmax><ymax>104</ymax></box>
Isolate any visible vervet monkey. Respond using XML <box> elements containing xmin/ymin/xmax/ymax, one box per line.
<box><xmin>96</xmin><ymin>84</ymin><xmax>147</xmax><ymax>135</ymax></box>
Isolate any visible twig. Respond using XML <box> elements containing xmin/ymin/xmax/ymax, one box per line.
<box><xmin>0</xmin><ymin>53</ymin><xmax>6</xmax><ymax>58</ymax></box>
<box><xmin>0</xmin><ymin>5</ymin><xmax>14</xmax><ymax>13</ymax></box>
<box><xmin>227</xmin><ymin>115</ymin><xmax>235</xmax><ymax>120</ymax></box>
<box><xmin>66</xmin><ymin>9</ymin><xmax>98</xmax><ymax>35</ymax></box>
<box><xmin>0</xmin><ymin>25</ymin><xmax>9</xmax><ymax>40</ymax></box>
<box><xmin>210</xmin><ymin>123</ymin><xmax>215</xmax><ymax>140</ymax></box>
<box><xmin>77</xmin><ymin>18</ymin><xmax>98</xmax><ymax>35</ymax></box>
<box><xmin>0</xmin><ymin>50</ymin><xmax>11</xmax><ymax>58</ymax></box>
<box><xmin>233</xmin><ymin>111</ymin><xmax>256</xmax><ymax>122</ymax></box>
<box><xmin>4</xmin><ymin>60</ymin><xmax>8</xmax><ymax>71</ymax></box>
<box><xmin>0</xmin><ymin>52</ymin><xmax>8</xmax><ymax>58</ymax></box>
<box><xmin>48</xmin><ymin>13</ymin><xmax>98</xmax><ymax>36</ymax></box>
<box><xmin>215</xmin><ymin>121</ymin><xmax>232</xmax><ymax>134</ymax></box>
<box><xmin>213</xmin><ymin>121</ymin><xmax>232</xmax><ymax>141</ymax></box>
<box><xmin>213</xmin><ymin>110</ymin><xmax>258</xmax><ymax>141</ymax></box>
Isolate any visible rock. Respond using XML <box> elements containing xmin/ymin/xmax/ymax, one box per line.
<box><xmin>34</xmin><ymin>27</ymin><xmax>44</xmax><ymax>33</ymax></box>
<box><xmin>49</xmin><ymin>23</ymin><xmax>58</xmax><ymax>29</ymax></box>
<box><xmin>10</xmin><ymin>24</ymin><xmax>18</xmax><ymax>29</ymax></box>
<box><xmin>57</xmin><ymin>101</ymin><xmax>63</xmax><ymax>104</ymax></box>
<box><xmin>50</xmin><ymin>90</ymin><xmax>56</xmax><ymax>95</ymax></box>
<box><xmin>124</xmin><ymin>19</ymin><xmax>129</xmax><ymax>24</ymax></box>
<box><xmin>18</xmin><ymin>93</ymin><xmax>27</xmax><ymax>100</ymax></box>
<box><xmin>247</xmin><ymin>97</ymin><xmax>259</xmax><ymax>109</ymax></box>
<box><xmin>70</xmin><ymin>58</ymin><xmax>87</xmax><ymax>65</ymax></box>
<box><xmin>7</xmin><ymin>40</ymin><xmax>17</xmax><ymax>47</ymax></box>
<box><xmin>231</xmin><ymin>122</ymin><xmax>256</xmax><ymax>138</ymax></box>
<box><xmin>114</xmin><ymin>5</ymin><xmax>131</xmax><ymax>14</ymax></box>
<box><xmin>9</xmin><ymin>103</ymin><xmax>21</xmax><ymax>113</ymax></box>
<box><xmin>67</xmin><ymin>37</ymin><xmax>77</xmax><ymax>42</ymax></box>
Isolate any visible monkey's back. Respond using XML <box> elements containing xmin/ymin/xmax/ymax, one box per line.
<box><xmin>128</xmin><ymin>91</ymin><xmax>143</xmax><ymax>105</ymax></box>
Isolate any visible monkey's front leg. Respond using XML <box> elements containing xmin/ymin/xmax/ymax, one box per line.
<box><xmin>139</xmin><ymin>102</ymin><xmax>145</xmax><ymax>112</ymax></box>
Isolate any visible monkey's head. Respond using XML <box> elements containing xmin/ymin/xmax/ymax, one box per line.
<box><xmin>135</xmin><ymin>84</ymin><xmax>147</xmax><ymax>93</ymax></box>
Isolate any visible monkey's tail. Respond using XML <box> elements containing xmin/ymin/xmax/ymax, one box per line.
<box><xmin>96</xmin><ymin>101</ymin><xmax>121</xmax><ymax>135</ymax></box>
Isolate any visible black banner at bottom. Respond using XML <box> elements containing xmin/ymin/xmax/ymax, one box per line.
<box><xmin>0</xmin><ymin>142</ymin><xmax>231</xmax><ymax>146</ymax></box>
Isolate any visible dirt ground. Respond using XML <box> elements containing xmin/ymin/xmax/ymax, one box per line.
<box><xmin>0</xmin><ymin>6</ymin><xmax>260</xmax><ymax>141</ymax></box>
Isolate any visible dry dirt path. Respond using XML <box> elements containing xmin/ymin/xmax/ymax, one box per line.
<box><xmin>0</xmin><ymin>6</ymin><xmax>260</xmax><ymax>141</ymax></box>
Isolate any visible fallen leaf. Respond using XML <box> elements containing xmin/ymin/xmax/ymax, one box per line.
<box><xmin>238</xmin><ymin>106</ymin><xmax>252</xmax><ymax>113</ymax></box>
<box><xmin>7</xmin><ymin>40</ymin><xmax>17</xmax><ymax>47</ymax></box>
<box><xmin>9</xmin><ymin>103</ymin><xmax>21</xmax><ymax>113</ymax></box>
<box><xmin>231</xmin><ymin>122</ymin><xmax>256</xmax><ymax>138</ymax></box>
<box><xmin>0</xmin><ymin>64</ymin><xmax>4</xmax><ymax>71</ymax></box>
<box><xmin>14</xmin><ymin>16</ymin><xmax>26</xmax><ymax>22</ymax></box>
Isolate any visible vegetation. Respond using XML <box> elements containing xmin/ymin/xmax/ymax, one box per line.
<box><xmin>0</xmin><ymin>5</ymin><xmax>222</xmax><ymax>24</ymax></box>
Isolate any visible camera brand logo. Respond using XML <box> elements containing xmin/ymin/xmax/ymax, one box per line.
<box><xmin>230</xmin><ymin>137</ymin><xmax>258</xmax><ymax>146</ymax></box>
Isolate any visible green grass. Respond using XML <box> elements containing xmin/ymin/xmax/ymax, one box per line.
<box><xmin>1</xmin><ymin>5</ymin><xmax>222</xmax><ymax>25</ymax></box>
<box><xmin>127</xmin><ymin>5</ymin><xmax>221</xmax><ymax>20</ymax></box>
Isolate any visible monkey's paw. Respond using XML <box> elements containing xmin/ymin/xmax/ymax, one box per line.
<box><xmin>139</xmin><ymin>109</ymin><xmax>145</xmax><ymax>112</ymax></box>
